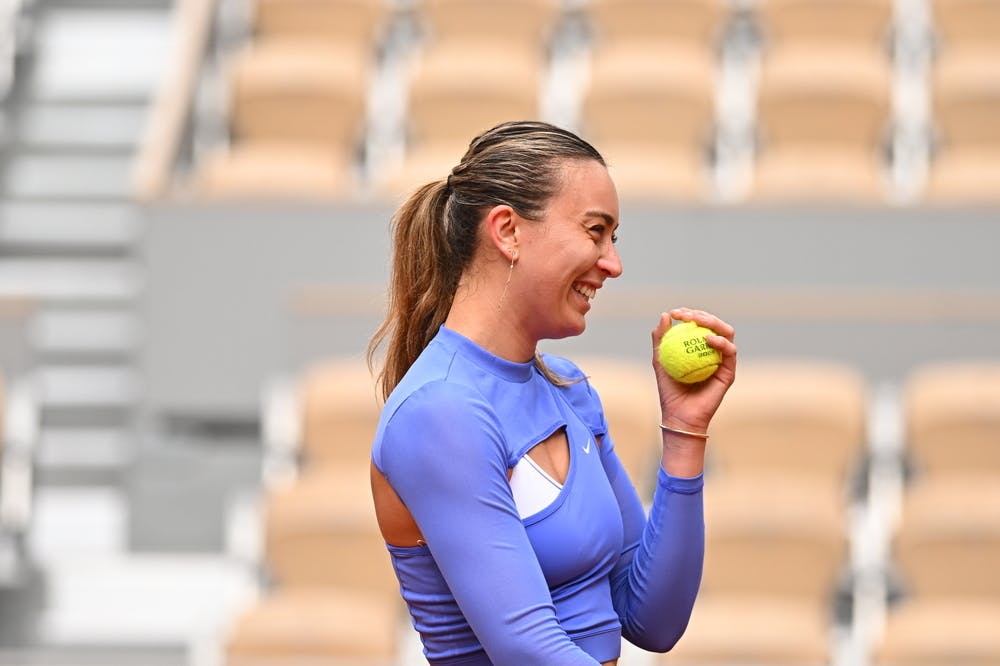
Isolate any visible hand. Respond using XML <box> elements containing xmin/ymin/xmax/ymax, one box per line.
<box><xmin>651</xmin><ymin>308</ymin><xmax>737</xmax><ymax>435</ymax></box>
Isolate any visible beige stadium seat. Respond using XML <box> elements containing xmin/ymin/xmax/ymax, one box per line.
<box><xmin>262</xmin><ymin>464</ymin><xmax>397</xmax><ymax>597</ymax></box>
<box><xmin>587</xmin><ymin>0</ymin><xmax>727</xmax><ymax>49</ymax></box>
<box><xmin>228</xmin><ymin>41</ymin><xmax>370</xmax><ymax>153</ymax></box>
<box><xmin>418</xmin><ymin>0</ymin><xmax>560</xmax><ymax>48</ymax></box>
<box><xmin>194</xmin><ymin>143</ymin><xmax>355</xmax><ymax>200</ymax></box>
<box><xmin>251</xmin><ymin>0</ymin><xmax>388</xmax><ymax>48</ymax></box>
<box><xmin>701</xmin><ymin>474</ymin><xmax>848</xmax><ymax>600</ymax></box>
<box><xmin>374</xmin><ymin>139</ymin><xmax>466</xmax><ymax>202</ymax></box>
<box><xmin>582</xmin><ymin>43</ymin><xmax>716</xmax><ymax>149</ymax></box>
<box><xmin>875</xmin><ymin>598</ymin><xmax>1000</xmax><ymax>666</ymax></box>
<box><xmin>757</xmin><ymin>0</ymin><xmax>894</xmax><ymax>51</ymax></box>
<box><xmin>707</xmin><ymin>360</ymin><xmax>867</xmax><ymax>481</ymax></box>
<box><xmin>932</xmin><ymin>50</ymin><xmax>1000</xmax><ymax>149</ymax></box>
<box><xmin>405</xmin><ymin>42</ymin><xmax>543</xmax><ymax>148</ymax></box>
<box><xmin>753</xmin><ymin>46</ymin><xmax>891</xmax><ymax>201</ymax></box>
<box><xmin>573</xmin><ymin>357</ymin><xmax>661</xmax><ymax>499</ymax></box>
<box><xmin>661</xmin><ymin>595</ymin><xmax>833</xmax><ymax>665</ymax></box>
<box><xmin>757</xmin><ymin>46</ymin><xmax>892</xmax><ymax>149</ymax></box>
<box><xmin>299</xmin><ymin>358</ymin><xmax>381</xmax><ymax>468</ymax></box>
<box><xmin>926</xmin><ymin>44</ymin><xmax>1000</xmax><ymax>202</ymax></box>
<box><xmin>224</xmin><ymin>588</ymin><xmax>400</xmax><ymax>666</ymax></box>
<box><xmin>581</xmin><ymin>44</ymin><xmax>715</xmax><ymax>201</ymax></box>
<box><xmin>926</xmin><ymin>147</ymin><xmax>1000</xmax><ymax>203</ymax></box>
<box><xmin>875</xmin><ymin>476</ymin><xmax>1000</xmax><ymax>665</ymax></box>
<box><xmin>582</xmin><ymin>43</ymin><xmax>717</xmax><ymax>201</ymax></box>
<box><xmin>931</xmin><ymin>0</ymin><xmax>1000</xmax><ymax>52</ymax></box>
<box><xmin>383</xmin><ymin>41</ymin><xmax>543</xmax><ymax>199</ymax></box>
<box><xmin>751</xmin><ymin>144</ymin><xmax>888</xmax><ymax>202</ymax></box>
<box><xmin>602</xmin><ymin>142</ymin><xmax>709</xmax><ymax>202</ymax></box>
<box><xmin>903</xmin><ymin>361</ymin><xmax>1000</xmax><ymax>478</ymax></box>
<box><xmin>893</xmin><ymin>476</ymin><xmax>1000</xmax><ymax>599</ymax></box>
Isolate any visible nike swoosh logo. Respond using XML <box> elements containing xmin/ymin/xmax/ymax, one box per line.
<box><xmin>582</xmin><ymin>437</ymin><xmax>591</xmax><ymax>454</ymax></box>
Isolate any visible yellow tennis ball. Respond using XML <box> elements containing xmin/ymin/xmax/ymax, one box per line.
<box><xmin>658</xmin><ymin>321</ymin><xmax>722</xmax><ymax>384</ymax></box>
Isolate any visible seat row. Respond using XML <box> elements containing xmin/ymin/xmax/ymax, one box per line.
<box><xmin>218</xmin><ymin>354</ymin><xmax>1000</xmax><ymax>664</ymax></box>
<box><xmin>189</xmin><ymin>0</ymin><xmax>1000</xmax><ymax>204</ymax></box>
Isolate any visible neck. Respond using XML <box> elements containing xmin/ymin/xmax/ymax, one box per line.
<box><xmin>445</xmin><ymin>275</ymin><xmax>537</xmax><ymax>363</ymax></box>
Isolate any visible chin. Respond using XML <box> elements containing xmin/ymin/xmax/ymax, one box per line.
<box><xmin>551</xmin><ymin>320</ymin><xmax>587</xmax><ymax>340</ymax></box>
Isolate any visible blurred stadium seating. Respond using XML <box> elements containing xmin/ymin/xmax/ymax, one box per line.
<box><xmin>750</xmin><ymin>0</ymin><xmax>895</xmax><ymax>202</ymax></box>
<box><xmin>873</xmin><ymin>361</ymin><xmax>1000</xmax><ymax>665</ymax></box>
<box><xmin>221</xmin><ymin>358</ymin><xmax>401</xmax><ymax>665</ymax></box>
<box><xmin>662</xmin><ymin>361</ymin><xmax>867</xmax><ymax>665</ymax></box>
<box><xmin>0</xmin><ymin>0</ymin><xmax>998</xmax><ymax>665</ymax></box>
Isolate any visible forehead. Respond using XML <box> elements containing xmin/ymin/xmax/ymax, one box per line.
<box><xmin>548</xmin><ymin>159</ymin><xmax>620</xmax><ymax>223</ymax></box>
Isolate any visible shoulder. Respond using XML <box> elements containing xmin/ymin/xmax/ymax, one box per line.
<box><xmin>381</xmin><ymin>374</ymin><xmax>500</xmax><ymax>440</ymax></box>
<box><xmin>539</xmin><ymin>353</ymin><xmax>608</xmax><ymax>435</ymax></box>
<box><xmin>374</xmin><ymin>378</ymin><xmax>506</xmax><ymax>472</ymax></box>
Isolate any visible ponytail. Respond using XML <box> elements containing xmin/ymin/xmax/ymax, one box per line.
<box><xmin>368</xmin><ymin>179</ymin><xmax>455</xmax><ymax>402</ymax></box>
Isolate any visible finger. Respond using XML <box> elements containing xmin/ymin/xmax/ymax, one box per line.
<box><xmin>707</xmin><ymin>335</ymin><xmax>738</xmax><ymax>383</ymax></box>
<box><xmin>668</xmin><ymin>307</ymin><xmax>735</xmax><ymax>341</ymax></box>
<box><xmin>650</xmin><ymin>311</ymin><xmax>672</xmax><ymax>350</ymax></box>
<box><xmin>706</xmin><ymin>334</ymin><xmax>737</xmax><ymax>358</ymax></box>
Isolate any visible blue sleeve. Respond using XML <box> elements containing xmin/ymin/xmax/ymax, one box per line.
<box><xmin>377</xmin><ymin>380</ymin><xmax>600</xmax><ymax>665</ymax></box>
<box><xmin>601</xmin><ymin>435</ymin><xmax>705</xmax><ymax>652</ymax></box>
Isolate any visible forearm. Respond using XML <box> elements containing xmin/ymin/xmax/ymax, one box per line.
<box><xmin>612</xmin><ymin>468</ymin><xmax>705</xmax><ymax>652</ymax></box>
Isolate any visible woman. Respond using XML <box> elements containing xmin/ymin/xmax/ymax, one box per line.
<box><xmin>368</xmin><ymin>121</ymin><xmax>737</xmax><ymax>665</ymax></box>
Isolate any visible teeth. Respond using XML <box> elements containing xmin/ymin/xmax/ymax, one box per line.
<box><xmin>574</xmin><ymin>284</ymin><xmax>596</xmax><ymax>300</ymax></box>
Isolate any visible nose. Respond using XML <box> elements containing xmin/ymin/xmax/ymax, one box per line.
<box><xmin>598</xmin><ymin>242</ymin><xmax>623</xmax><ymax>278</ymax></box>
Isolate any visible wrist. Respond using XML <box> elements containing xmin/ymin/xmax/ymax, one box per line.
<box><xmin>659</xmin><ymin>414</ymin><xmax>710</xmax><ymax>437</ymax></box>
<box><xmin>658</xmin><ymin>422</ymin><xmax>709</xmax><ymax>440</ymax></box>
<box><xmin>659</xmin><ymin>421</ymin><xmax>707</xmax><ymax>477</ymax></box>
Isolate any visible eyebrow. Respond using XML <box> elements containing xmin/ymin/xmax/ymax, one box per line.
<box><xmin>583</xmin><ymin>210</ymin><xmax>618</xmax><ymax>228</ymax></box>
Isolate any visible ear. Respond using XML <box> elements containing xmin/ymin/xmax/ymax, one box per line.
<box><xmin>483</xmin><ymin>204</ymin><xmax>520</xmax><ymax>259</ymax></box>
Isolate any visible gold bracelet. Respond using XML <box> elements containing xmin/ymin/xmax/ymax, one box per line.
<box><xmin>659</xmin><ymin>423</ymin><xmax>710</xmax><ymax>440</ymax></box>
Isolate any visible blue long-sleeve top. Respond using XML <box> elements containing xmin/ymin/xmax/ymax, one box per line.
<box><xmin>371</xmin><ymin>326</ymin><xmax>704</xmax><ymax>665</ymax></box>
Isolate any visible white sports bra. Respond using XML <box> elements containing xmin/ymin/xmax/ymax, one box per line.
<box><xmin>509</xmin><ymin>454</ymin><xmax>564</xmax><ymax>519</ymax></box>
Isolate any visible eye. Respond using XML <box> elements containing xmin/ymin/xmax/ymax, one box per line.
<box><xmin>587</xmin><ymin>222</ymin><xmax>618</xmax><ymax>245</ymax></box>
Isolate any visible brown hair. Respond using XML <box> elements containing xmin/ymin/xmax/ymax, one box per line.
<box><xmin>367</xmin><ymin>120</ymin><xmax>605</xmax><ymax>401</ymax></box>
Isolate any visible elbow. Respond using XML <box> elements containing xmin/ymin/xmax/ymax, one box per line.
<box><xmin>623</xmin><ymin>621</ymin><xmax>689</xmax><ymax>654</ymax></box>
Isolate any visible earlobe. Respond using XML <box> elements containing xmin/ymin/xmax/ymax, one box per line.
<box><xmin>486</xmin><ymin>205</ymin><xmax>519</xmax><ymax>257</ymax></box>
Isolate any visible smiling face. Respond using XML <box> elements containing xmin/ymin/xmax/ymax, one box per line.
<box><xmin>510</xmin><ymin>159</ymin><xmax>622</xmax><ymax>343</ymax></box>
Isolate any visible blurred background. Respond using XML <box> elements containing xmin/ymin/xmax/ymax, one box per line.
<box><xmin>0</xmin><ymin>0</ymin><xmax>998</xmax><ymax>665</ymax></box>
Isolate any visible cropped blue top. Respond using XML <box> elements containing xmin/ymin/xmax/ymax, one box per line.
<box><xmin>371</xmin><ymin>326</ymin><xmax>704</xmax><ymax>665</ymax></box>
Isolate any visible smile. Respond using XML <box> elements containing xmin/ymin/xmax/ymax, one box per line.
<box><xmin>572</xmin><ymin>283</ymin><xmax>596</xmax><ymax>301</ymax></box>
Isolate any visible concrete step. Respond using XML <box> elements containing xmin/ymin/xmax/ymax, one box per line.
<box><xmin>25</xmin><ymin>6</ymin><xmax>169</xmax><ymax>104</ymax></box>
<box><xmin>3</xmin><ymin>154</ymin><xmax>134</xmax><ymax>200</ymax></box>
<box><xmin>33</xmin><ymin>423</ymin><xmax>136</xmax><ymax>487</ymax></box>
<box><xmin>0</xmin><ymin>202</ymin><xmax>140</xmax><ymax>253</ymax></box>
<box><xmin>35</xmin><ymin>364</ymin><xmax>140</xmax><ymax>411</ymax></box>
<box><xmin>0</xmin><ymin>648</ymin><xmax>186</xmax><ymax>666</ymax></box>
<box><xmin>32</xmin><ymin>554</ymin><xmax>255</xmax><ymax>648</ymax></box>
<box><xmin>30</xmin><ymin>309</ymin><xmax>141</xmax><ymax>357</ymax></box>
<box><xmin>35</xmin><ymin>427</ymin><xmax>134</xmax><ymax>484</ymax></box>
<box><xmin>0</xmin><ymin>258</ymin><xmax>141</xmax><ymax>302</ymax></box>
<box><xmin>10</xmin><ymin>104</ymin><xmax>147</xmax><ymax>153</ymax></box>
<box><xmin>26</xmin><ymin>485</ymin><xmax>127</xmax><ymax>561</ymax></box>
